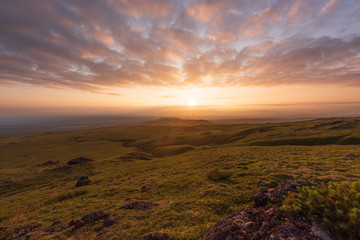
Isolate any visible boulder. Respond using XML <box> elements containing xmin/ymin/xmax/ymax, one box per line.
<box><xmin>81</xmin><ymin>211</ymin><xmax>107</xmax><ymax>224</ymax></box>
<box><xmin>75</xmin><ymin>176</ymin><xmax>91</xmax><ymax>187</ymax></box>
<box><xmin>252</xmin><ymin>190</ymin><xmax>270</xmax><ymax>207</ymax></box>
<box><xmin>69</xmin><ymin>220</ymin><xmax>84</xmax><ymax>229</ymax></box>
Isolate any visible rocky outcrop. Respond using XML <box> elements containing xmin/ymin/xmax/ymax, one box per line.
<box><xmin>67</xmin><ymin>157</ymin><xmax>93</xmax><ymax>165</ymax></box>
<box><xmin>203</xmin><ymin>181</ymin><xmax>334</xmax><ymax>240</ymax></box>
<box><xmin>69</xmin><ymin>211</ymin><xmax>114</xmax><ymax>231</ymax></box>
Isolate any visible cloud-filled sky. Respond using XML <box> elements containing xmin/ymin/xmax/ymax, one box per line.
<box><xmin>1</xmin><ymin>0</ymin><xmax>360</xmax><ymax>119</ymax></box>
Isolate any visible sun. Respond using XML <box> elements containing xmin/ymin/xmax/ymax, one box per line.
<box><xmin>187</xmin><ymin>98</ymin><xmax>196</xmax><ymax>106</ymax></box>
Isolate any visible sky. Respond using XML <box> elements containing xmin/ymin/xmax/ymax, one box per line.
<box><xmin>1</xmin><ymin>0</ymin><xmax>360</xmax><ymax>120</ymax></box>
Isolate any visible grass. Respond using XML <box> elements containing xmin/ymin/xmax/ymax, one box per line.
<box><xmin>0</xmin><ymin>117</ymin><xmax>360</xmax><ymax>239</ymax></box>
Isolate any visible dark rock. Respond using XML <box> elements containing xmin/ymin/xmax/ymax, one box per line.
<box><xmin>81</xmin><ymin>211</ymin><xmax>107</xmax><ymax>224</ymax></box>
<box><xmin>102</xmin><ymin>218</ymin><xmax>115</xmax><ymax>227</ymax></box>
<box><xmin>75</xmin><ymin>176</ymin><xmax>91</xmax><ymax>187</ymax></box>
<box><xmin>120</xmin><ymin>201</ymin><xmax>159</xmax><ymax>210</ymax></box>
<box><xmin>74</xmin><ymin>220</ymin><xmax>84</xmax><ymax>229</ymax></box>
<box><xmin>141</xmin><ymin>233</ymin><xmax>172</xmax><ymax>240</ymax></box>
<box><xmin>67</xmin><ymin>157</ymin><xmax>93</xmax><ymax>165</ymax></box>
<box><xmin>50</xmin><ymin>221</ymin><xmax>62</xmax><ymax>227</ymax></box>
<box><xmin>252</xmin><ymin>190</ymin><xmax>270</xmax><ymax>207</ymax></box>
<box><xmin>40</xmin><ymin>161</ymin><xmax>58</xmax><ymax>166</ymax></box>
<box><xmin>69</xmin><ymin>220</ymin><xmax>84</xmax><ymax>229</ymax></box>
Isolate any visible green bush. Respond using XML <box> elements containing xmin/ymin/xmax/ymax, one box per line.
<box><xmin>281</xmin><ymin>181</ymin><xmax>360</xmax><ymax>240</ymax></box>
<box><xmin>207</xmin><ymin>168</ymin><xmax>232</xmax><ymax>181</ymax></box>
<box><xmin>44</xmin><ymin>189</ymin><xmax>88</xmax><ymax>205</ymax></box>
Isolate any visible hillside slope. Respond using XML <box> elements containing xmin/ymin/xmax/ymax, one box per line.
<box><xmin>0</xmin><ymin>117</ymin><xmax>360</xmax><ymax>239</ymax></box>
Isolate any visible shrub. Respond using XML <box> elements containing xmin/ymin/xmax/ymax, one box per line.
<box><xmin>281</xmin><ymin>181</ymin><xmax>360</xmax><ymax>240</ymax></box>
<box><xmin>207</xmin><ymin>168</ymin><xmax>232</xmax><ymax>181</ymax></box>
<box><xmin>44</xmin><ymin>189</ymin><xmax>88</xmax><ymax>205</ymax></box>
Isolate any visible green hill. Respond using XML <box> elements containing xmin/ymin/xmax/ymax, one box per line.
<box><xmin>1</xmin><ymin>117</ymin><xmax>360</xmax><ymax>239</ymax></box>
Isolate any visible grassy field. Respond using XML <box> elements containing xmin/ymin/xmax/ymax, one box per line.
<box><xmin>1</xmin><ymin>117</ymin><xmax>360</xmax><ymax>239</ymax></box>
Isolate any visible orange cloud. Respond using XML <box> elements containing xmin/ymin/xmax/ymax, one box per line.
<box><xmin>153</xmin><ymin>27</ymin><xmax>199</xmax><ymax>50</ymax></box>
<box><xmin>320</xmin><ymin>0</ymin><xmax>340</xmax><ymax>15</ymax></box>
<box><xmin>240</xmin><ymin>8</ymin><xmax>282</xmax><ymax>38</ymax></box>
<box><xmin>110</xmin><ymin>0</ymin><xmax>172</xmax><ymax>19</ymax></box>
<box><xmin>207</xmin><ymin>31</ymin><xmax>237</xmax><ymax>44</ymax></box>
<box><xmin>288</xmin><ymin>0</ymin><xmax>311</xmax><ymax>22</ymax></box>
<box><xmin>186</xmin><ymin>0</ymin><xmax>226</xmax><ymax>23</ymax></box>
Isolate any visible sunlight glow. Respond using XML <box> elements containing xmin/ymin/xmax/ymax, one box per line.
<box><xmin>187</xmin><ymin>98</ymin><xmax>196</xmax><ymax>106</ymax></box>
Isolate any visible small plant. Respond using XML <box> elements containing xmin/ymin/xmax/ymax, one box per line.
<box><xmin>44</xmin><ymin>189</ymin><xmax>88</xmax><ymax>205</ymax></box>
<box><xmin>281</xmin><ymin>181</ymin><xmax>360</xmax><ymax>240</ymax></box>
<box><xmin>207</xmin><ymin>168</ymin><xmax>232</xmax><ymax>181</ymax></box>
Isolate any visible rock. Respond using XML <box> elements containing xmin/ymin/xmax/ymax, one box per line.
<box><xmin>81</xmin><ymin>211</ymin><xmax>107</xmax><ymax>224</ymax></box>
<box><xmin>74</xmin><ymin>220</ymin><xmax>84</xmax><ymax>229</ymax></box>
<box><xmin>311</xmin><ymin>222</ymin><xmax>334</xmax><ymax>240</ymax></box>
<box><xmin>252</xmin><ymin>190</ymin><xmax>270</xmax><ymax>207</ymax></box>
<box><xmin>67</xmin><ymin>157</ymin><xmax>93</xmax><ymax>165</ymax></box>
<box><xmin>69</xmin><ymin>219</ymin><xmax>84</xmax><ymax>229</ymax></box>
<box><xmin>75</xmin><ymin>176</ymin><xmax>91</xmax><ymax>187</ymax></box>
<box><xmin>40</xmin><ymin>161</ymin><xmax>58</xmax><ymax>166</ymax></box>
<box><xmin>203</xmin><ymin>181</ymin><xmax>334</xmax><ymax>240</ymax></box>
<box><xmin>120</xmin><ymin>201</ymin><xmax>159</xmax><ymax>210</ymax></box>
<box><xmin>50</xmin><ymin>221</ymin><xmax>62</xmax><ymax>226</ymax></box>
<box><xmin>103</xmin><ymin>218</ymin><xmax>115</xmax><ymax>227</ymax></box>
<box><xmin>203</xmin><ymin>206</ymin><xmax>331</xmax><ymax>240</ymax></box>
<box><xmin>267</xmin><ymin>181</ymin><xmax>316</xmax><ymax>205</ymax></box>
<box><xmin>141</xmin><ymin>233</ymin><xmax>172</xmax><ymax>240</ymax></box>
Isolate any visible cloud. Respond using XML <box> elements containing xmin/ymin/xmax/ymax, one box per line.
<box><xmin>109</xmin><ymin>0</ymin><xmax>172</xmax><ymax>19</ymax></box>
<box><xmin>320</xmin><ymin>0</ymin><xmax>340</xmax><ymax>15</ymax></box>
<box><xmin>186</xmin><ymin>0</ymin><xmax>226</xmax><ymax>23</ymax></box>
<box><xmin>0</xmin><ymin>0</ymin><xmax>359</xmax><ymax>91</ymax></box>
<box><xmin>288</xmin><ymin>0</ymin><xmax>312</xmax><ymax>22</ymax></box>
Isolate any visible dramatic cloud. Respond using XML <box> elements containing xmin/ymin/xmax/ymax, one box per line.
<box><xmin>0</xmin><ymin>0</ymin><xmax>359</xmax><ymax>92</ymax></box>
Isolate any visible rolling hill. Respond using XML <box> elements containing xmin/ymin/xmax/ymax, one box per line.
<box><xmin>1</xmin><ymin>117</ymin><xmax>360</xmax><ymax>239</ymax></box>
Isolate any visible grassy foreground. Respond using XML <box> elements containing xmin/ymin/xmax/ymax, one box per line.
<box><xmin>1</xmin><ymin>117</ymin><xmax>360</xmax><ymax>239</ymax></box>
